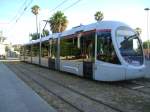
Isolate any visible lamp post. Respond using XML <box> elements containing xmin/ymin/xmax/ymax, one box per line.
<box><xmin>144</xmin><ymin>8</ymin><xmax>150</xmax><ymax>59</ymax></box>
<box><xmin>42</xmin><ymin>20</ymin><xmax>49</xmax><ymax>31</ymax></box>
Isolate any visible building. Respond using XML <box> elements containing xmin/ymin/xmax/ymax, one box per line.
<box><xmin>0</xmin><ymin>31</ymin><xmax>20</xmax><ymax>59</ymax></box>
<box><xmin>0</xmin><ymin>31</ymin><xmax>7</xmax><ymax>59</ymax></box>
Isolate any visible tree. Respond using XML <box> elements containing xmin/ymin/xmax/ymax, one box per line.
<box><xmin>135</xmin><ymin>27</ymin><xmax>142</xmax><ymax>36</ymax></box>
<box><xmin>29</xmin><ymin>29</ymin><xmax>49</xmax><ymax>40</ymax></box>
<box><xmin>49</xmin><ymin>11</ymin><xmax>68</xmax><ymax>33</ymax></box>
<box><xmin>143</xmin><ymin>41</ymin><xmax>150</xmax><ymax>49</ymax></box>
<box><xmin>94</xmin><ymin>11</ymin><xmax>104</xmax><ymax>21</ymax></box>
<box><xmin>31</xmin><ymin>5</ymin><xmax>40</xmax><ymax>38</ymax></box>
<box><xmin>42</xmin><ymin>29</ymin><xmax>49</xmax><ymax>37</ymax></box>
<box><xmin>29</xmin><ymin>33</ymin><xmax>39</xmax><ymax>40</ymax></box>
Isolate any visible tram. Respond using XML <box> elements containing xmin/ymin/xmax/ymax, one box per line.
<box><xmin>20</xmin><ymin>21</ymin><xmax>145</xmax><ymax>81</ymax></box>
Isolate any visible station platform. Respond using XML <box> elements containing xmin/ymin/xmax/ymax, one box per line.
<box><xmin>0</xmin><ymin>62</ymin><xmax>56</xmax><ymax>112</ymax></box>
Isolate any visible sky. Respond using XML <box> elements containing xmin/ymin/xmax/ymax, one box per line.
<box><xmin>0</xmin><ymin>0</ymin><xmax>150</xmax><ymax>44</ymax></box>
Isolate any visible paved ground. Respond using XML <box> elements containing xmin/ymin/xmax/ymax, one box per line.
<box><xmin>1</xmin><ymin>59</ymin><xmax>150</xmax><ymax>112</ymax></box>
<box><xmin>5</xmin><ymin>61</ymin><xmax>150</xmax><ymax>112</ymax></box>
<box><xmin>0</xmin><ymin>62</ymin><xmax>56</xmax><ymax>112</ymax></box>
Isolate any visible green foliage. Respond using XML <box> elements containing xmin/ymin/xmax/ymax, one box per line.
<box><xmin>94</xmin><ymin>11</ymin><xmax>104</xmax><ymax>21</ymax></box>
<box><xmin>31</xmin><ymin>5</ymin><xmax>40</xmax><ymax>41</ymax></box>
<box><xmin>31</xmin><ymin>5</ymin><xmax>40</xmax><ymax>15</ymax></box>
<box><xmin>143</xmin><ymin>41</ymin><xmax>150</xmax><ymax>49</ymax></box>
<box><xmin>49</xmin><ymin>11</ymin><xmax>68</xmax><ymax>33</ymax></box>
<box><xmin>32</xmin><ymin>45</ymin><xmax>39</xmax><ymax>57</ymax></box>
<box><xmin>29</xmin><ymin>30</ymin><xmax>50</xmax><ymax>40</ymax></box>
<box><xmin>60</xmin><ymin>39</ymin><xmax>72</xmax><ymax>57</ymax></box>
<box><xmin>42</xmin><ymin>29</ymin><xmax>49</xmax><ymax>37</ymax></box>
<box><xmin>29</xmin><ymin>33</ymin><xmax>39</xmax><ymax>40</ymax></box>
<box><xmin>135</xmin><ymin>27</ymin><xmax>142</xmax><ymax>36</ymax></box>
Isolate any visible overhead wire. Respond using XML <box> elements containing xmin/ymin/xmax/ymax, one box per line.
<box><xmin>62</xmin><ymin>0</ymin><xmax>82</xmax><ymax>12</ymax></box>
<box><xmin>8</xmin><ymin>0</ymin><xmax>34</xmax><ymax>33</ymax></box>
<box><xmin>9</xmin><ymin>0</ymin><xmax>27</xmax><ymax>23</ymax></box>
<box><xmin>9</xmin><ymin>0</ymin><xmax>82</xmax><ymax>31</ymax></box>
<box><xmin>15</xmin><ymin>0</ymin><xmax>34</xmax><ymax>23</ymax></box>
<box><xmin>43</xmin><ymin>0</ymin><xmax>83</xmax><ymax>31</ymax></box>
<box><xmin>49</xmin><ymin>0</ymin><xmax>69</xmax><ymax>13</ymax></box>
<box><xmin>42</xmin><ymin>0</ymin><xmax>69</xmax><ymax>31</ymax></box>
<box><xmin>8</xmin><ymin>0</ymin><xmax>83</xmax><ymax>38</ymax></box>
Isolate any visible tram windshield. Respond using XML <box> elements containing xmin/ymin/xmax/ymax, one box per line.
<box><xmin>116</xmin><ymin>27</ymin><xmax>143</xmax><ymax>66</ymax></box>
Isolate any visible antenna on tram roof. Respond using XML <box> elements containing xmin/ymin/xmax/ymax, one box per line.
<box><xmin>72</xmin><ymin>24</ymin><xmax>84</xmax><ymax>29</ymax></box>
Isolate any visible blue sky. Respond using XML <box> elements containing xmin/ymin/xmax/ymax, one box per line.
<box><xmin>0</xmin><ymin>0</ymin><xmax>150</xmax><ymax>44</ymax></box>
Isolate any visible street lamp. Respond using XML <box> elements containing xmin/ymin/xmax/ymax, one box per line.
<box><xmin>42</xmin><ymin>20</ymin><xmax>49</xmax><ymax>31</ymax></box>
<box><xmin>144</xmin><ymin>8</ymin><xmax>150</xmax><ymax>59</ymax></box>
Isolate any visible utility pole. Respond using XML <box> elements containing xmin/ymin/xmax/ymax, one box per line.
<box><xmin>144</xmin><ymin>8</ymin><xmax>150</xmax><ymax>59</ymax></box>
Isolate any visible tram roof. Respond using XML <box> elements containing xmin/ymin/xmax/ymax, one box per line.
<box><xmin>23</xmin><ymin>21</ymin><xmax>129</xmax><ymax>46</ymax></box>
<box><xmin>60</xmin><ymin>21</ymin><xmax>128</xmax><ymax>37</ymax></box>
<box><xmin>24</xmin><ymin>33</ymin><xmax>60</xmax><ymax>45</ymax></box>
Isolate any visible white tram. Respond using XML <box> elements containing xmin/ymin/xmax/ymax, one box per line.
<box><xmin>20</xmin><ymin>21</ymin><xmax>145</xmax><ymax>81</ymax></box>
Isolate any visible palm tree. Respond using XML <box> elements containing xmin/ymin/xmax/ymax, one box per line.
<box><xmin>49</xmin><ymin>11</ymin><xmax>68</xmax><ymax>33</ymax></box>
<box><xmin>31</xmin><ymin>5</ymin><xmax>40</xmax><ymax>38</ymax></box>
<box><xmin>94</xmin><ymin>11</ymin><xmax>104</xmax><ymax>21</ymax></box>
<box><xmin>135</xmin><ymin>27</ymin><xmax>142</xmax><ymax>36</ymax></box>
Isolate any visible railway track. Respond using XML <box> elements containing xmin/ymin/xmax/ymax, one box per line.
<box><xmin>19</xmin><ymin>63</ymin><xmax>126</xmax><ymax>112</ymax></box>
<box><xmin>131</xmin><ymin>78</ymin><xmax>150</xmax><ymax>87</ymax></box>
<box><xmin>4</xmin><ymin>62</ymin><xmax>150</xmax><ymax>112</ymax></box>
<box><xmin>5</xmin><ymin>62</ymin><xmax>120</xmax><ymax>112</ymax></box>
<box><xmin>20</xmin><ymin>62</ymin><xmax>150</xmax><ymax>95</ymax></box>
<box><xmin>112</xmin><ymin>80</ymin><xmax>150</xmax><ymax>95</ymax></box>
<box><xmin>5</xmin><ymin>62</ymin><xmax>81</xmax><ymax>112</ymax></box>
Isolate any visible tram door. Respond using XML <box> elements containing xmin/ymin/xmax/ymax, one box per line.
<box><xmin>48</xmin><ymin>38</ymin><xmax>57</xmax><ymax>70</ymax></box>
<box><xmin>81</xmin><ymin>31</ymin><xmax>95</xmax><ymax>79</ymax></box>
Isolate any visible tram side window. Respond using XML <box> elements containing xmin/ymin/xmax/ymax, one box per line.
<box><xmin>80</xmin><ymin>31</ymin><xmax>95</xmax><ymax>62</ymax></box>
<box><xmin>60</xmin><ymin>31</ymin><xmax>95</xmax><ymax>62</ymax></box>
<box><xmin>25</xmin><ymin>45</ymin><xmax>31</xmax><ymax>56</ymax></box>
<box><xmin>60</xmin><ymin>36</ymin><xmax>81</xmax><ymax>60</ymax></box>
<box><xmin>20</xmin><ymin>46</ymin><xmax>24</xmax><ymax>56</ymax></box>
<box><xmin>41</xmin><ymin>41</ymin><xmax>49</xmax><ymax>58</ymax></box>
<box><xmin>97</xmin><ymin>31</ymin><xmax>120</xmax><ymax>64</ymax></box>
<box><xmin>50</xmin><ymin>39</ymin><xmax>57</xmax><ymax>59</ymax></box>
<box><xmin>32</xmin><ymin>43</ymin><xmax>39</xmax><ymax>57</ymax></box>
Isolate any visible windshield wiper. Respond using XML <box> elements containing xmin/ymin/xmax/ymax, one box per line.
<box><xmin>125</xmin><ymin>34</ymin><xmax>137</xmax><ymax>41</ymax></box>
